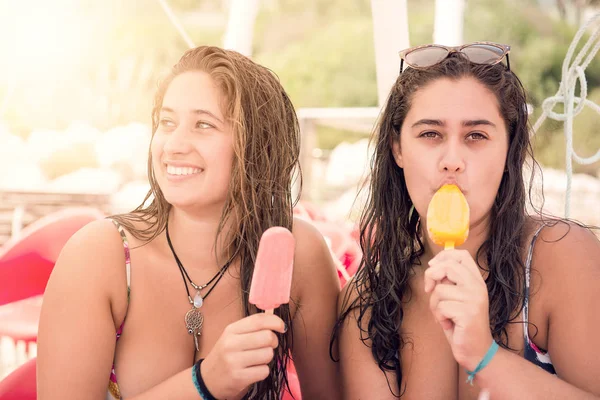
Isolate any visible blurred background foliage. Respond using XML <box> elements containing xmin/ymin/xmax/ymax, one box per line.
<box><xmin>0</xmin><ymin>0</ymin><xmax>598</xmax><ymax>174</ymax></box>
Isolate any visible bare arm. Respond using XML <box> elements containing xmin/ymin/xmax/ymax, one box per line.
<box><xmin>337</xmin><ymin>279</ymin><xmax>400</xmax><ymax>400</ymax></box>
<box><xmin>37</xmin><ymin>220</ymin><xmax>203</xmax><ymax>399</ymax></box>
<box><xmin>38</xmin><ymin>219</ymin><xmax>285</xmax><ymax>400</ymax></box>
<box><xmin>290</xmin><ymin>218</ymin><xmax>342</xmax><ymax>399</ymax></box>
<box><xmin>37</xmin><ymin>220</ymin><xmax>128</xmax><ymax>398</ymax></box>
<box><xmin>473</xmin><ymin>225</ymin><xmax>600</xmax><ymax>399</ymax></box>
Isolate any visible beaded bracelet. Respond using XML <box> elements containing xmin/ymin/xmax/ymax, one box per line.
<box><xmin>192</xmin><ymin>359</ymin><xmax>218</xmax><ymax>400</ymax></box>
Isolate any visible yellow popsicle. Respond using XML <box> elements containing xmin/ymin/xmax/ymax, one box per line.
<box><xmin>426</xmin><ymin>184</ymin><xmax>470</xmax><ymax>250</ymax></box>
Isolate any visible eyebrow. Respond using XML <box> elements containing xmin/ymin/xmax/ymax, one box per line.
<box><xmin>161</xmin><ymin>107</ymin><xmax>224</xmax><ymax>124</ymax></box>
<box><xmin>411</xmin><ymin>119</ymin><xmax>496</xmax><ymax>128</ymax></box>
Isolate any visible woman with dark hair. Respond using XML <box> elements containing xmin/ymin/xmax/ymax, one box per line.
<box><xmin>37</xmin><ymin>46</ymin><xmax>341</xmax><ymax>400</ymax></box>
<box><xmin>335</xmin><ymin>43</ymin><xmax>600</xmax><ymax>399</ymax></box>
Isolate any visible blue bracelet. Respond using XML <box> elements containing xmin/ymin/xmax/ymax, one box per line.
<box><xmin>192</xmin><ymin>359</ymin><xmax>217</xmax><ymax>400</ymax></box>
<box><xmin>465</xmin><ymin>340</ymin><xmax>499</xmax><ymax>385</ymax></box>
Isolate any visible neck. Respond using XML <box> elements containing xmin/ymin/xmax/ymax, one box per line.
<box><xmin>165</xmin><ymin>206</ymin><xmax>234</xmax><ymax>271</ymax></box>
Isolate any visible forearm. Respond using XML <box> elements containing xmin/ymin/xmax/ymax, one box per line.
<box><xmin>474</xmin><ymin>348</ymin><xmax>598</xmax><ymax>400</ymax></box>
<box><xmin>126</xmin><ymin>367</ymin><xmax>201</xmax><ymax>400</ymax></box>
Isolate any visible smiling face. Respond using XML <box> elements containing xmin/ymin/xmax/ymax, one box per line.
<box><xmin>150</xmin><ymin>70</ymin><xmax>234</xmax><ymax>212</ymax></box>
<box><xmin>391</xmin><ymin>76</ymin><xmax>509</xmax><ymax>231</ymax></box>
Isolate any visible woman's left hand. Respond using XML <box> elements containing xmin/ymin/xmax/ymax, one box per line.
<box><xmin>424</xmin><ymin>249</ymin><xmax>494</xmax><ymax>371</ymax></box>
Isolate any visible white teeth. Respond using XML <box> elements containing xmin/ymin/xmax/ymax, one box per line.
<box><xmin>166</xmin><ymin>165</ymin><xmax>201</xmax><ymax>176</ymax></box>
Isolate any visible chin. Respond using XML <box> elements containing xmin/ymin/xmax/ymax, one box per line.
<box><xmin>164</xmin><ymin>196</ymin><xmax>194</xmax><ymax>208</ymax></box>
<box><xmin>163</xmin><ymin>191</ymin><xmax>200</xmax><ymax>206</ymax></box>
<box><xmin>166</xmin><ymin>192</ymin><xmax>226</xmax><ymax>213</ymax></box>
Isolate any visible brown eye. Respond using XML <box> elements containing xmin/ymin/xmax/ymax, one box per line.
<box><xmin>159</xmin><ymin>118</ymin><xmax>175</xmax><ymax>128</ymax></box>
<box><xmin>196</xmin><ymin>121</ymin><xmax>214</xmax><ymax>129</ymax></box>
<box><xmin>419</xmin><ymin>131</ymin><xmax>440</xmax><ymax>139</ymax></box>
<box><xmin>466</xmin><ymin>132</ymin><xmax>487</xmax><ymax>141</ymax></box>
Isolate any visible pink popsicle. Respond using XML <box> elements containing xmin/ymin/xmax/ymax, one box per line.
<box><xmin>249</xmin><ymin>227</ymin><xmax>295</xmax><ymax>314</ymax></box>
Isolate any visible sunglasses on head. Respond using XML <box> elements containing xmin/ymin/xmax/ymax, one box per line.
<box><xmin>398</xmin><ymin>42</ymin><xmax>511</xmax><ymax>73</ymax></box>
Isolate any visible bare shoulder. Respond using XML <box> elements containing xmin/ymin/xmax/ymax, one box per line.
<box><xmin>290</xmin><ymin>217</ymin><xmax>340</xmax><ymax>296</ymax></box>
<box><xmin>524</xmin><ymin>221</ymin><xmax>600</xmax><ymax>390</ymax></box>
<box><xmin>37</xmin><ymin>218</ymin><xmax>134</xmax><ymax>397</ymax></box>
<box><xmin>291</xmin><ymin>217</ymin><xmax>328</xmax><ymax>248</ymax></box>
<box><xmin>532</xmin><ymin>218</ymin><xmax>600</xmax><ymax>273</ymax></box>
<box><xmin>529</xmin><ymin>218</ymin><xmax>600</xmax><ymax>305</ymax></box>
<box><xmin>57</xmin><ymin>218</ymin><xmax>128</xmax><ymax>273</ymax></box>
<box><xmin>291</xmin><ymin>217</ymin><xmax>336</xmax><ymax>270</ymax></box>
<box><xmin>48</xmin><ymin>218</ymin><xmax>132</xmax><ymax>325</ymax></box>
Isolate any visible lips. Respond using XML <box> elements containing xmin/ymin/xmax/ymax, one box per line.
<box><xmin>436</xmin><ymin>178</ymin><xmax>465</xmax><ymax>192</ymax></box>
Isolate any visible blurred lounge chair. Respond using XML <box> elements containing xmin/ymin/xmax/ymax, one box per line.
<box><xmin>0</xmin><ymin>357</ymin><xmax>36</xmax><ymax>400</ymax></box>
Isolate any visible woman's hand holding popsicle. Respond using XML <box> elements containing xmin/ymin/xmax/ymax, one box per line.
<box><xmin>424</xmin><ymin>249</ymin><xmax>493</xmax><ymax>372</ymax></box>
<box><xmin>425</xmin><ymin>184</ymin><xmax>493</xmax><ymax>372</ymax></box>
<box><xmin>200</xmin><ymin>227</ymin><xmax>296</xmax><ymax>398</ymax></box>
<box><xmin>201</xmin><ymin>313</ymin><xmax>286</xmax><ymax>399</ymax></box>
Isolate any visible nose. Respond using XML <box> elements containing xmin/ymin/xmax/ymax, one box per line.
<box><xmin>163</xmin><ymin>126</ymin><xmax>193</xmax><ymax>156</ymax></box>
<box><xmin>438</xmin><ymin>139</ymin><xmax>465</xmax><ymax>173</ymax></box>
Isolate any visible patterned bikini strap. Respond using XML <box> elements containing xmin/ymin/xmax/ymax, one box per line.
<box><xmin>522</xmin><ymin>222</ymin><xmax>547</xmax><ymax>335</ymax></box>
<box><xmin>110</xmin><ymin>219</ymin><xmax>132</xmax><ymax>292</ymax></box>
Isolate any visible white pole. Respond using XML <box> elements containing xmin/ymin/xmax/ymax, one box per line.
<box><xmin>223</xmin><ymin>0</ymin><xmax>260</xmax><ymax>57</ymax></box>
<box><xmin>433</xmin><ymin>0</ymin><xmax>465</xmax><ymax>46</ymax></box>
<box><xmin>371</xmin><ymin>0</ymin><xmax>410</xmax><ymax>107</ymax></box>
<box><xmin>157</xmin><ymin>0</ymin><xmax>195</xmax><ymax>48</ymax></box>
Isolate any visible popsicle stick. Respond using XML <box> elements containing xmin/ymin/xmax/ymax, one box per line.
<box><xmin>442</xmin><ymin>241</ymin><xmax>455</xmax><ymax>284</ymax></box>
<box><xmin>265</xmin><ymin>309</ymin><xmax>274</xmax><ymax>315</ymax></box>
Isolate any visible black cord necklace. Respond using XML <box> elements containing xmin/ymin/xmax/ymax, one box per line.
<box><xmin>166</xmin><ymin>221</ymin><xmax>234</xmax><ymax>351</ymax></box>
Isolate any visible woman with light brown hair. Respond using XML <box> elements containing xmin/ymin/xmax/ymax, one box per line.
<box><xmin>37</xmin><ymin>46</ymin><xmax>341</xmax><ymax>400</ymax></box>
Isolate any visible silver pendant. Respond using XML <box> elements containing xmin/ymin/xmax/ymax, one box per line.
<box><xmin>185</xmin><ymin>307</ymin><xmax>204</xmax><ymax>352</ymax></box>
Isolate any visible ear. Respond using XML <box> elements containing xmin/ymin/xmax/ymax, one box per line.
<box><xmin>391</xmin><ymin>138</ymin><xmax>404</xmax><ymax>168</ymax></box>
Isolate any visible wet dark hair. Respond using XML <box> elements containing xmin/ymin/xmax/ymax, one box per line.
<box><xmin>113</xmin><ymin>46</ymin><xmax>301</xmax><ymax>399</ymax></box>
<box><xmin>333</xmin><ymin>52</ymin><xmax>537</xmax><ymax>396</ymax></box>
